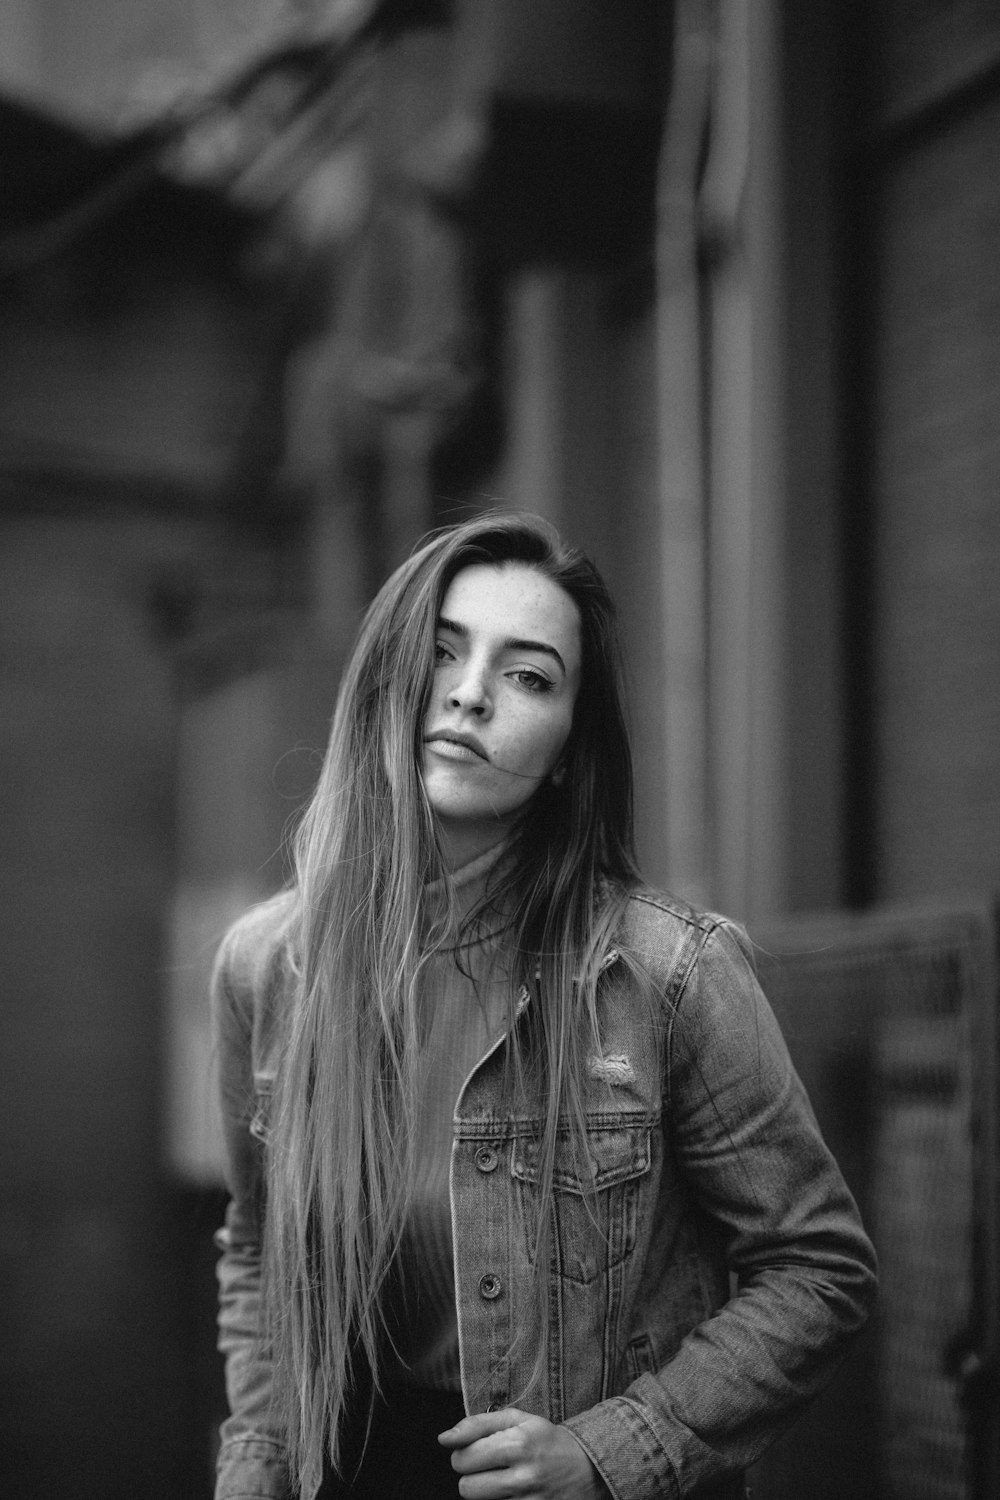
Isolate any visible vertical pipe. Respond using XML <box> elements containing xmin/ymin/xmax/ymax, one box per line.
<box><xmin>742</xmin><ymin>0</ymin><xmax>789</xmax><ymax>917</ymax></box>
<box><xmin>655</xmin><ymin>0</ymin><xmax>716</xmax><ymax>905</ymax></box>
<box><xmin>703</xmin><ymin>0</ymin><xmax>755</xmax><ymax>918</ymax></box>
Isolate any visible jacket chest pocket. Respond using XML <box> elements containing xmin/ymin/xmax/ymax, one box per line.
<box><xmin>511</xmin><ymin>1122</ymin><xmax>651</xmax><ymax>1285</ymax></box>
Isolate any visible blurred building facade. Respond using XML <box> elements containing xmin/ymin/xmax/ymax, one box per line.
<box><xmin>1</xmin><ymin>2</ymin><xmax>999</xmax><ymax>1495</ymax></box>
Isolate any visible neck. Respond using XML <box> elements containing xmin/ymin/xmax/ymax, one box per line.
<box><xmin>434</xmin><ymin>816</ymin><xmax>515</xmax><ymax>873</ymax></box>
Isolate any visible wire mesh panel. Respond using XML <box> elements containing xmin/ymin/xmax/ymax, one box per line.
<box><xmin>872</xmin><ymin>1006</ymin><xmax>969</xmax><ymax>1496</ymax></box>
<box><xmin>745</xmin><ymin>901</ymin><xmax>998</xmax><ymax>1500</ymax></box>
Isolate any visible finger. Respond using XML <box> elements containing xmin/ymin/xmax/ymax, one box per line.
<box><xmin>455</xmin><ymin>1470</ymin><xmax>529</xmax><ymax>1500</ymax></box>
<box><xmin>438</xmin><ymin>1407</ymin><xmax>528</xmax><ymax>1449</ymax></box>
<box><xmin>449</xmin><ymin>1434</ymin><xmax>523</xmax><ymax>1476</ymax></box>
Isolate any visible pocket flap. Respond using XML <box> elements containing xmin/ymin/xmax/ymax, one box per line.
<box><xmin>511</xmin><ymin>1122</ymin><xmax>651</xmax><ymax>1194</ymax></box>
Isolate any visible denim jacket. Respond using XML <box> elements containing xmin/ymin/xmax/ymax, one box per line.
<box><xmin>212</xmin><ymin>886</ymin><xmax>877</xmax><ymax>1500</ymax></box>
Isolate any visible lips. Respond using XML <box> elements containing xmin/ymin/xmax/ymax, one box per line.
<box><xmin>424</xmin><ymin>729</ymin><xmax>489</xmax><ymax>761</ymax></box>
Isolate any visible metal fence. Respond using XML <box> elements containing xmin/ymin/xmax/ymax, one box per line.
<box><xmin>747</xmin><ymin>899</ymin><xmax>999</xmax><ymax>1500</ymax></box>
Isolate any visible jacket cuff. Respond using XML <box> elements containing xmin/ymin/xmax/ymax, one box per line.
<box><xmin>216</xmin><ymin>1436</ymin><xmax>292</xmax><ymax>1500</ymax></box>
<box><xmin>563</xmin><ymin>1398</ymin><xmax>680</xmax><ymax>1500</ymax></box>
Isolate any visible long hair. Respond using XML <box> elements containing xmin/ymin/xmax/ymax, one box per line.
<box><xmin>263</xmin><ymin>511</ymin><xmax>639</xmax><ymax>1493</ymax></box>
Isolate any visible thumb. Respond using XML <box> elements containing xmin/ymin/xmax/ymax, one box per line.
<box><xmin>437</xmin><ymin>1406</ymin><xmax>528</xmax><ymax>1448</ymax></box>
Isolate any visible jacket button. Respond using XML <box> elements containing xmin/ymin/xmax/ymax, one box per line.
<box><xmin>475</xmin><ymin>1146</ymin><xmax>499</xmax><ymax>1173</ymax></box>
<box><xmin>478</xmin><ymin>1273</ymin><xmax>502</xmax><ymax>1300</ymax></box>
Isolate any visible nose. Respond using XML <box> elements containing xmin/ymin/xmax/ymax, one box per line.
<box><xmin>446</xmin><ymin>661</ymin><xmax>492</xmax><ymax>718</ymax></box>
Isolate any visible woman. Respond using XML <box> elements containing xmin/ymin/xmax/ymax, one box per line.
<box><xmin>213</xmin><ymin>512</ymin><xmax>877</xmax><ymax>1500</ymax></box>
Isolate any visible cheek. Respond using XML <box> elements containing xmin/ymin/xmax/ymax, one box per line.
<box><xmin>518</xmin><ymin>706</ymin><xmax>573</xmax><ymax>773</ymax></box>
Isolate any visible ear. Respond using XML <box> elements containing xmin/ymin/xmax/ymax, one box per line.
<box><xmin>550</xmin><ymin>763</ymin><xmax>566</xmax><ymax>787</ymax></box>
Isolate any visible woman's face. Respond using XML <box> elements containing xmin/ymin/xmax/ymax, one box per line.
<box><xmin>421</xmin><ymin>562</ymin><xmax>581</xmax><ymax>868</ymax></box>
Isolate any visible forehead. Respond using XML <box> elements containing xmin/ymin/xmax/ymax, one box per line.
<box><xmin>440</xmin><ymin>563</ymin><xmax>581</xmax><ymax>671</ymax></box>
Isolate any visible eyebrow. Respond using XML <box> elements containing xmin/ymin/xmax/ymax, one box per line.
<box><xmin>436</xmin><ymin>615</ymin><xmax>568</xmax><ymax>676</ymax></box>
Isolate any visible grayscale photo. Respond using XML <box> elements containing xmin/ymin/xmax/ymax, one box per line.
<box><xmin>1</xmin><ymin>4</ymin><xmax>998</xmax><ymax>1498</ymax></box>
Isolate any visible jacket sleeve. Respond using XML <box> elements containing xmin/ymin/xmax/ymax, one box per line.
<box><xmin>211</xmin><ymin>923</ymin><xmax>293</xmax><ymax>1500</ymax></box>
<box><xmin>564</xmin><ymin>919</ymin><xmax>878</xmax><ymax>1500</ymax></box>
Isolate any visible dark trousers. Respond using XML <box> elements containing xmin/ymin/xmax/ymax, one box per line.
<box><xmin>317</xmin><ymin>1386</ymin><xmax>467</xmax><ymax>1499</ymax></box>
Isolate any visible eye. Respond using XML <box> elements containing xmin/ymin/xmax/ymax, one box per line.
<box><xmin>511</xmin><ymin>667</ymin><xmax>552</xmax><ymax>693</ymax></box>
<box><xmin>434</xmin><ymin>639</ymin><xmax>456</xmax><ymax>665</ymax></box>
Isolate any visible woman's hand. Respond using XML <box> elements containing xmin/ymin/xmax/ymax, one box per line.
<box><xmin>438</xmin><ymin>1408</ymin><xmax>610</xmax><ymax>1498</ymax></box>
